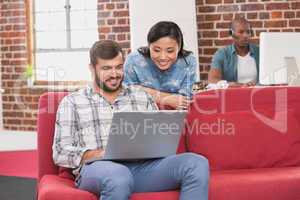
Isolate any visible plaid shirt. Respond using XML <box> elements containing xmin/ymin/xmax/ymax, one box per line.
<box><xmin>52</xmin><ymin>85</ymin><xmax>158</xmax><ymax>170</ymax></box>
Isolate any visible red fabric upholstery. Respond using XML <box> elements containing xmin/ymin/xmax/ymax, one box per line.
<box><xmin>185</xmin><ymin>109</ymin><xmax>300</xmax><ymax>170</ymax></box>
<box><xmin>182</xmin><ymin>86</ymin><xmax>300</xmax><ymax>199</ymax></box>
<box><xmin>210</xmin><ymin>167</ymin><xmax>300</xmax><ymax>200</ymax></box>
<box><xmin>37</xmin><ymin>92</ymin><xmax>69</xmax><ymax>181</ymax></box>
<box><xmin>38</xmin><ymin>175</ymin><xmax>179</xmax><ymax>200</ymax></box>
<box><xmin>38</xmin><ymin>175</ymin><xmax>97</xmax><ymax>200</ymax></box>
<box><xmin>183</xmin><ymin>87</ymin><xmax>300</xmax><ymax>171</ymax></box>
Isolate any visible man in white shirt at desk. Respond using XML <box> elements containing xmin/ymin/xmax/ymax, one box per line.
<box><xmin>208</xmin><ymin>17</ymin><xmax>259</xmax><ymax>88</ymax></box>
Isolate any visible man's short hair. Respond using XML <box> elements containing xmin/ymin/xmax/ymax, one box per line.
<box><xmin>230</xmin><ymin>17</ymin><xmax>250</xmax><ymax>31</ymax></box>
<box><xmin>90</xmin><ymin>40</ymin><xmax>123</xmax><ymax>66</ymax></box>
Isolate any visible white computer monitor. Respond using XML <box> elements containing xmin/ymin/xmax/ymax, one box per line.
<box><xmin>259</xmin><ymin>32</ymin><xmax>300</xmax><ymax>85</ymax></box>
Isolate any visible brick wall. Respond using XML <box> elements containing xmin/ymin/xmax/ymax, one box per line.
<box><xmin>0</xmin><ymin>0</ymin><xmax>300</xmax><ymax>131</ymax></box>
<box><xmin>0</xmin><ymin>0</ymin><xmax>46</xmax><ymax>131</ymax></box>
<box><xmin>98</xmin><ymin>0</ymin><xmax>131</xmax><ymax>55</ymax></box>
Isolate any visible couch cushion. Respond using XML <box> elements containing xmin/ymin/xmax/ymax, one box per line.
<box><xmin>38</xmin><ymin>175</ymin><xmax>97</xmax><ymax>200</ymax></box>
<box><xmin>210</xmin><ymin>167</ymin><xmax>300</xmax><ymax>200</ymax></box>
<box><xmin>185</xmin><ymin>109</ymin><xmax>300</xmax><ymax>170</ymax></box>
<box><xmin>38</xmin><ymin>175</ymin><xmax>179</xmax><ymax>200</ymax></box>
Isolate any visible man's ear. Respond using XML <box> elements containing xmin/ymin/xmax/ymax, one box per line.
<box><xmin>89</xmin><ymin>64</ymin><xmax>95</xmax><ymax>79</ymax></box>
<box><xmin>89</xmin><ymin>64</ymin><xmax>94</xmax><ymax>72</ymax></box>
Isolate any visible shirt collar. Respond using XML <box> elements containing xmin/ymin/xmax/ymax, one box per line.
<box><xmin>230</xmin><ymin>43</ymin><xmax>256</xmax><ymax>56</ymax></box>
<box><xmin>84</xmin><ymin>83</ymin><xmax>130</xmax><ymax>102</ymax></box>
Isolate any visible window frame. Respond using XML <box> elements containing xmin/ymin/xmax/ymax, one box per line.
<box><xmin>26</xmin><ymin>0</ymin><xmax>97</xmax><ymax>85</ymax></box>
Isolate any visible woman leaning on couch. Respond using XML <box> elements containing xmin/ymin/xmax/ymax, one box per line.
<box><xmin>123</xmin><ymin>21</ymin><xmax>197</xmax><ymax>110</ymax></box>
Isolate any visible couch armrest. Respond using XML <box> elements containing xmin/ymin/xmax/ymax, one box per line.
<box><xmin>38</xmin><ymin>175</ymin><xmax>97</xmax><ymax>200</ymax></box>
<box><xmin>38</xmin><ymin>175</ymin><xmax>180</xmax><ymax>200</ymax></box>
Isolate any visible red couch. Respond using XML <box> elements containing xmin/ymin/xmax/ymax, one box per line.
<box><xmin>180</xmin><ymin>86</ymin><xmax>300</xmax><ymax>200</ymax></box>
<box><xmin>37</xmin><ymin>87</ymin><xmax>300</xmax><ymax>200</ymax></box>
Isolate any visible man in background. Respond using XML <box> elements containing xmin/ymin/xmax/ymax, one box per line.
<box><xmin>208</xmin><ymin>17</ymin><xmax>259</xmax><ymax>87</ymax></box>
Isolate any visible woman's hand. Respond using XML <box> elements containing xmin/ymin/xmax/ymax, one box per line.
<box><xmin>135</xmin><ymin>85</ymin><xmax>193</xmax><ymax>110</ymax></box>
<box><xmin>163</xmin><ymin>94</ymin><xmax>193</xmax><ymax>110</ymax></box>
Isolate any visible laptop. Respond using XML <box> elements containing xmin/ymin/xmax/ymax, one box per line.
<box><xmin>285</xmin><ymin>57</ymin><xmax>300</xmax><ymax>86</ymax></box>
<box><xmin>99</xmin><ymin>110</ymin><xmax>187</xmax><ymax>161</ymax></box>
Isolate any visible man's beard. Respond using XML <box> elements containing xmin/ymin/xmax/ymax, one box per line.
<box><xmin>95</xmin><ymin>74</ymin><xmax>123</xmax><ymax>93</ymax></box>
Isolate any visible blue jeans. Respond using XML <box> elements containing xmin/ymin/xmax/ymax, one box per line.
<box><xmin>76</xmin><ymin>153</ymin><xmax>209</xmax><ymax>200</ymax></box>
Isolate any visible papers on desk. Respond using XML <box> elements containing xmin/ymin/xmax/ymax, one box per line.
<box><xmin>206</xmin><ymin>80</ymin><xmax>229</xmax><ymax>90</ymax></box>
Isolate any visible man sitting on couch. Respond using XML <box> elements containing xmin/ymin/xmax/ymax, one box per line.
<box><xmin>52</xmin><ymin>40</ymin><xmax>209</xmax><ymax>200</ymax></box>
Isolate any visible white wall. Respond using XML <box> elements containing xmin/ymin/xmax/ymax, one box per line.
<box><xmin>128</xmin><ymin>0</ymin><xmax>200</xmax><ymax>81</ymax></box>
<box><xmin>0</xmin><ymin>131</ymin><xmax>36</xmax><ymax>151</ymax></box>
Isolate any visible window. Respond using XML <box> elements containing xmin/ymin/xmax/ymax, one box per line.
<box><xmin>33</xmin><ymin>0</ymin><xmax>98</xmax><ymax>82</ymax></box>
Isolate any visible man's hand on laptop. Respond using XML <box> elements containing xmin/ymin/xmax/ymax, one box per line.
<box><xmin>81</xmin><ymin>149</ymin><xmax>105</xmax><ymax>164</ymax></box>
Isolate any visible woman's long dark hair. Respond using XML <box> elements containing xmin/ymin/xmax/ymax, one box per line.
<box><xmin>138</xmin><ymin>21</ymin><xmax>192</xmax><ymax>59</ymax></box>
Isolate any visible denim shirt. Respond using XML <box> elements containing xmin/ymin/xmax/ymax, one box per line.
<box><xmin>211</xmin><ymin>44</ymin><xmax>260</xmax><ymax>82</ymax></box>
<box><xmin>123</xmin><ymin>51</ymin><xmax>197</xmax><ymax>97</ymax></box>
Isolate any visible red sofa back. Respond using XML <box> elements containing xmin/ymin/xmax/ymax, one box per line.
<box><xmin>182</xmin><ymin>87</ymin><xmax>300</xmax><ymax>171</ymax></box>
<box><xmin>37</xmin><ymin>92</ymin><xmax>69</xmax><ymax>181</ymax></box>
